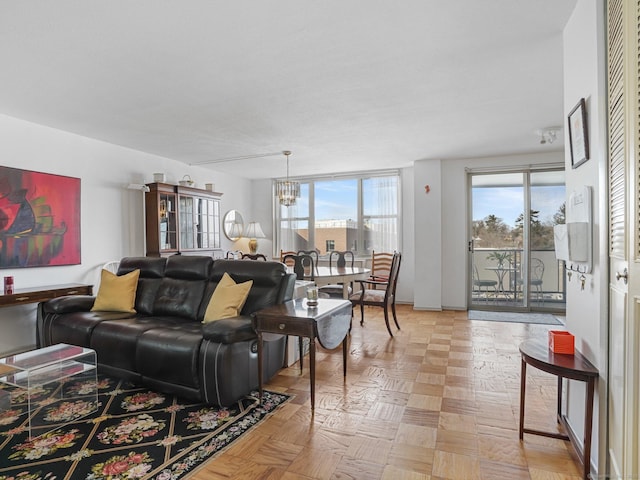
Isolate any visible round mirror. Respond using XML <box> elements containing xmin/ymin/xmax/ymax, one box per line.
<box><xmin>223</xmin><ymin>210</ymin><xmax>244</xmax><ymax>241</ymax></box>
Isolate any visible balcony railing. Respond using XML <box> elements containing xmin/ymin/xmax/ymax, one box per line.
<box><xmin>472</xmin><ymin>248</ymin><xmax>565</xmax><ymax>309</ymax></box>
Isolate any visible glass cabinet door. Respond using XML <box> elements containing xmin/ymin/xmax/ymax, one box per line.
<box><xmin>196</xmin><ymin>198</ymin><xmax>220</xmax><ymax>249</ymax></box>
<box><xmin>179</xmin><ymin>196</ymin><xmax>195</xmax><ymax>249</ymax></box>
<box><xmin>159</xmin><ymin>193</ymin><xmax>177</xmax><ymax>251</ymax></box>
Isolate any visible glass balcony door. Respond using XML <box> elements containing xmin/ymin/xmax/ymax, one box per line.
<box><xmin>468</xmin><ymin>169</ymin><xmax>565</xmax><ymax>312</ymax></box>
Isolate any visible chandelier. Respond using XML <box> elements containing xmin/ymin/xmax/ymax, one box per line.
<box><xmin>275</xmin><ymin>150</ymin><xmax>300</xmax><ymax>207</ymax></box>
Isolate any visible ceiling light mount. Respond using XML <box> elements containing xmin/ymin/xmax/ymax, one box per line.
<box><xmin>535</xmin><ymin>126</ymin><xmax>562</xmax><ymax>145</ymax></box>
<box><xmin>275</xmin><ymin>150</ymin><xmax>300</xmax><ymax>207</ymax></box>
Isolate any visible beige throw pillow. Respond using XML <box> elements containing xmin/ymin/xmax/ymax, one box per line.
<box><xmin>203</xmin><ymin>272</ymin><xmax>253</xmax><ymax>323</ymax></box>
<box><xmin>91</xmin><ymin>269</ymin><xmax>140</xmax><ymax>313</ymax></box>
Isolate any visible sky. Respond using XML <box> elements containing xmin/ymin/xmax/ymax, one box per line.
<box><xmin>472</xmin><ymin>185</ymin><xmax>566</xmax><ymax>227</ymax></box>
<box><xmin>281</xmin><ymin>177</ymin><xmax>565</xmax><ymax>228</ymax></box>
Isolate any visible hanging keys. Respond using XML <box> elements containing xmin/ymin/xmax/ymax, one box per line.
<box><xmin>567</xmin><ymin>270</ymin><xmax>572</xmax><ymax>282</ymax></box>
<box><xmin>580</xmin><ymin>274</ymin><xmax>586</xmax><ymax>291</ymax></box>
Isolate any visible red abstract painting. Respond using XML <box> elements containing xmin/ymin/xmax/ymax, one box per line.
<box><xmin>0</xmin><ymin>166</ymin><xmax>81</xmax><ymax>268</ymax></box>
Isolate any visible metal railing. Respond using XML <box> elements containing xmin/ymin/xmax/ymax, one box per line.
<box><xmin>472</xmin><ymin>248</ymin><xmax>565</xmax><ymax>309</ymax></box>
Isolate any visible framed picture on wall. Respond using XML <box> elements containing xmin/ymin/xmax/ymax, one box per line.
<box><xmin>0</xmin><ymin>166</ymin><xmax>81</xmax><ymax>268</ymax></box>
<box><xmin>568</xmin><ymin>98</ymin><xmax>589</xmax><ymax>169</ymax></box>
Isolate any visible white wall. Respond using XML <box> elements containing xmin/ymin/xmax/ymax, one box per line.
<box><xmin>413</xmin><ymin>152</ymin><xmax>564</xmax><ymax>310</ymax></box>
<box><xmin>562</xmin><ymin>0</ymin><xmax>607</xmax><ymax>473</ymax></box>
<box><xmin>0</xmin><ymin>114</ymin><xmax>253</xmax><ymax>355</ymax></box>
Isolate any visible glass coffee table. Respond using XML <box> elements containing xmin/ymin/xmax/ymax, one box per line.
<box><xmin>0</xmin><ymin>343</ymin><xmax>98</xmax><ymax>438</ymax></box>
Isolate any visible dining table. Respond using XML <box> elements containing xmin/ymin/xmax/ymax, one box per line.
<box><xmin>290</xmin><ymin>265</ymin><xmax>371</xmax><ymax>299</ymax></box>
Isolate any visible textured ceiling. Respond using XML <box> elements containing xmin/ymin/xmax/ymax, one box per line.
<box><xmin>0</xmin><ymin>0</ymin><xmax>577</xmax><ymax>179</ymax></box>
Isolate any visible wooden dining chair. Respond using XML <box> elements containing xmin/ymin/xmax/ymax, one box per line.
<box><xmin>225</xmin><ymin>250</ymin><xmax>242</xmax><ymax>259</ymax></box>
<box><xmin>282</xmin><ymin>254</ymin><xmax>316</xmax><ymax>281</ymax></box>
<box><xmin>241</xmin><ymin>253</ymin><xmax>267</xmax><ymax>261</ymax></box>
<box><xmin>280</xmin><ymin>250</ymin><xmax>297</xmax><ymax>267</ymax></box>
<box><xmin>350</xmin><ymin>252</ymin><xmax>402</xmax><ymax>337</ymax></box>
<box><xmin>319</xmin><ymin>250</ymin><xmax>355</xmax><ymax>298</ymax></box>
<box><xmin>297</xmin><ymin>249</ymin><xmax>320</xmax><ymax>265</ymax></box>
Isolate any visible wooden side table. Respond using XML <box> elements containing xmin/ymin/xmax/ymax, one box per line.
<box><xmin>0</xmin><ymin>283</ymin><xmax>93</xmax><ymax>308</ymax></box>
<box><xmin>519</xmin><ymin>340</ymin><xmax>599</xmax><ymax>480</ymax></box>
<box><xmin>252</xmin><ymin>298</ymin><xmax>352</xmax><ymax>409</ymax></box>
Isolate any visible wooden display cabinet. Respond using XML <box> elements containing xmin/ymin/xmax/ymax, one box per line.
<box><xmin>145</xmin><ymin>183</ymin><xmax>222</xmax><ymax>257</ymax></box>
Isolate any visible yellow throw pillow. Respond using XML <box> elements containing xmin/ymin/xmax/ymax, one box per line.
<box><xmin>91</xmin><ymin>269</ymin><xmax>140</xmax><ymax>313</ymax></box>
<box><xmin>203</xmin><ymin>272</ymin><xmax>253</xmax><ymax>323</ymax></box>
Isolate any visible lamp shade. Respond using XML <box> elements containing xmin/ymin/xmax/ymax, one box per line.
<box><xmin>228</xmin><ymin>222</ymin><xmax>244</xmax><ymax>238</ymax></box>
<box><xmin>244</xmin><ymin>222</ymin><xmax>266</xmax><ymax>239</ymax></box>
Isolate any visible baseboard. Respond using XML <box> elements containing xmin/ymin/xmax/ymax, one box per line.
<box><xmin>412</xmin><ymin>306</ymin><xmax>442</xmax><ymax>311</ymax></box>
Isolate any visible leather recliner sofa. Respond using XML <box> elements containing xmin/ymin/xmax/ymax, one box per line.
<box><xmin>37</xmin><ymin>256</ymin><xmax>295</xmax><ymax>406</ymax></box>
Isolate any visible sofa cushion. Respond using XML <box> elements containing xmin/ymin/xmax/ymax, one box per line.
<box><xmin>91</xmin><ymin>269</ymin><xmax>140</xmax><ymax>313</ymax></box>
<box><xmin>136</xmin><ymin>323</ymin><xmax>203</xmax><ymax>389</ymax></box>
<box><xmin>203</xmin><ymin>273</ymin><xmax>253</xmax><ymax>323</ymax></box>
<box><xmin>90</xmin><ymin>316</ymin><xmax>187</xmax><ymax>372</ymax></box>
<box><xmin>153</xmin><ymin>256</ymin><xmax>212</xmax><ymax>320</ymax></box>
<box><xmin>118</xmin><ymin>257</ymin><xmax>167</xmax><ymax>315</ymax></box>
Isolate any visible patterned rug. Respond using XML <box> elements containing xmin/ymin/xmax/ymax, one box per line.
<box><xmin>0</xmin><ymin>374</ymin><xmax>290</xmax><ymax>480</ymax></box>
<box><xmin>468</xmin><ymin>310</ymin><xmax>563</xmax><ymax>325</ymax></box>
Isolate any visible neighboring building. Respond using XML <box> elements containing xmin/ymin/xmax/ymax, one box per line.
<box><xmin>283</xmin><ymin>219</ymin><xmax>371</xmax><ymax>254</ymax></box>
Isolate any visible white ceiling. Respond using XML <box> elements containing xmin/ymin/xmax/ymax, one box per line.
<box><xmin>0</xmin><ymin>0</ymin><xmax>576</xmax><ymax>180</ymax></box>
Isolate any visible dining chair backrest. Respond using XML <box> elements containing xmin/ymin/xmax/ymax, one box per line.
<box><xmin>282</xmin><ymin>254</ymin><xmax>315</xmax><ymax>280</ymax></box>
<box><xmin>241</xmin><ymin>253</ymin><xmax>267</xmax><ymax>261</ymax></box>
<box><xmin>225</xmin><ymin>250</ymin><xmax>242</xmax><ymax>259</ymax></box>
<box><xmin>297</xmin><ymin>249</ymin><xmax>320</xmax><ymax>264</ymax></box>
<box><xmin>280</xmin><ymin>250</ymin><xmax>297</xmax><ymax>267</ymax></box>
<box><xmin>329</xmin><ymin>250</ymin><xmax>354</xmax><ymax>268</ymax></box>
<box><xmin>387</xmin><ymin>252</ymin><xmax>402</xmax><ymax>300</ymax></box>
<box><xmin>370</xmin><ymin>250</ymin><xmax>394</xmax><ymax>282</ymax></box>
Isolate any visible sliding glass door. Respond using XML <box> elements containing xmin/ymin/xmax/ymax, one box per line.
<box><xmin>468</xmin><ymin>169</ymin><xmax>565</xmax><ymax>312</ymax></box>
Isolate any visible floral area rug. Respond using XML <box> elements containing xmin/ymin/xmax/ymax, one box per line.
<box><xmin>0</xmin><ymin>374</ymin><xmax>290</xmax><ymax>479</ymax></box>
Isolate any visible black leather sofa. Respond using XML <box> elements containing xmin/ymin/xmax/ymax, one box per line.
<box><xmin>37</xmin><ymin>256</ymin><xmax>295</xmax><ymax>406</ymax></box>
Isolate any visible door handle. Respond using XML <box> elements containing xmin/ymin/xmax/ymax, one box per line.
<box><xmin>616</xmin><ymin>268</ymin><xmax>628</xmax><ymax>284</ymax></box>
<box><xmin>468</xmin><ymin>240</ymin><xmax>474</xmax><ymax>253</ymax></box>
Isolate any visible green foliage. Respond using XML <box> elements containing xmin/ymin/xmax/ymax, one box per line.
<box><xmin>486</xmin><ymin>251</ymin><xmax>512</xmax><ymax>266</ymax></box>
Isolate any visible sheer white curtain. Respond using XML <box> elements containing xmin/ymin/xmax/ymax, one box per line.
<box><xmin>276</xmin><ymin>183</ymin><xmax>310</xmax><ymax>253</ymax></box>
<box><xmin>363</xmin><ymin>176</ymin><xmax>399</xmax><ymax>253</ymax></box>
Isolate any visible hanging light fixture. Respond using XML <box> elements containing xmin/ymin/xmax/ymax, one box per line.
<box><xmin>275</xmin><ymin>150</ymin><xmax>300</xmax><ymax>207</ymax></box>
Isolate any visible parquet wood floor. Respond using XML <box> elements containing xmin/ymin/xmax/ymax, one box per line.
<box><xmin>192</xmin><ymin>305</ymin><xmax>583</xmax><ymax>479</ymax></box>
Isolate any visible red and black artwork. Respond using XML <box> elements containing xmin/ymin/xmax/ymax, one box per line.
<box><xmin>0</xmin><ymin>166</ymin><xmax>81</xmax><ymax>268</ymax></box>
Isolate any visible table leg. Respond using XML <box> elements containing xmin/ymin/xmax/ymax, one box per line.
<box><xmin>583</xmin><ymin>378</ymin><xmax>595</xmax><ymax>480</ymax></box>
<box><xmin>309</xmin><ymin>337</ymin><xmax>316</xmax><ymax>409</ymax></box>
<box><xmin>519</xmin><ymin>357</ymin><xmax>526</xmax><ymax>440</ymax></box>
<box><xmin>298</xmin><ymin>337</ymin><xmax>304</xmax><ymax>373</ymax></box>
<box><xmin>342</xmin><ymin>336</ymin><xmax>347</xmax><ymax>378</ymax></box>
<box><xmin>557</xmin><ymin>376</ymin><xmax>563</xmax><ymax>423</ymax></box>
<box><xmin>257</xmin><ymin>332</ymin><xmax>264</xmax><ymax>403</ymax></box>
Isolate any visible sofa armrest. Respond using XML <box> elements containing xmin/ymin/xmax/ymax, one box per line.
<box><xmin>40</xmin><ymin>295</ymin><xmax>96</xmax><ymax>314</ymax></box>
<box><xmin>202</xmin><ymin>316</ymin><xmax>256</xmax><ymax>344</ymax></box>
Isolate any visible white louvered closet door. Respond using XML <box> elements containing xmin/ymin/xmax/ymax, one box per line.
<box><xmin>607</xmin><ymin>0</ymin><xmax>640</xmax><ymax>477</ymax></box>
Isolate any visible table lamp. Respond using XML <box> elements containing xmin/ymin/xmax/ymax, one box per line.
<box><xmin>244</xmin><ymin>222</ymin><xmax>266</xmax><ymax>254</ymax></box>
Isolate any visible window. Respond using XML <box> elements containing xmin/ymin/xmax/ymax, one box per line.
<box><xmin>275</xmin><ymin>172</ymin><xmax>400</xmax><ymax>257</ymax></box>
